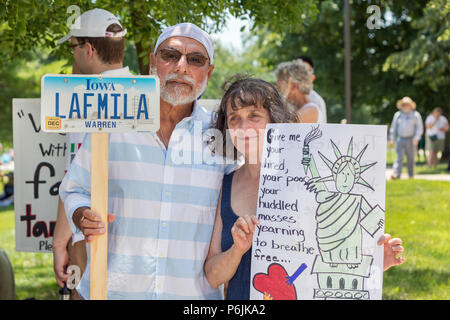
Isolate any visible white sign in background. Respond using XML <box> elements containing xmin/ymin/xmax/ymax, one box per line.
<box><xmin>250</xmin><ymin>123</ymin><xmax>387</xmax><ymax>300</ymax></box>
<box><xmin>13</xmin><ymin>99</ymin><xmax>66</xmax><ymax>252</ymax></box>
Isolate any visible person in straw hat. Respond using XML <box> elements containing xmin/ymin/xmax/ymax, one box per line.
<box><xmin>388</xmin><ymin>96</ymin><xmax>423</xmax><ymax>179</ymax></box>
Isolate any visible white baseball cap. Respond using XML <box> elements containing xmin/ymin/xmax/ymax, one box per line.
<box><xmin>57</xmin><ymin>8</ymin><xmax>127</xmax><ymax>45</ymax></box>
<box><xmin>154</xmin><ymin>23</ymin><xmax>214</xmax><ymax>64</ymax></box>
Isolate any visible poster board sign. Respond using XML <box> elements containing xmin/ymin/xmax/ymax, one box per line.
<box><xmin>13</xmin><ymin>99</ymin><xmax>66</xmax><ymax>252</ymax></box>
<box><xmin>41</xmin><ymin>75</ymin><xmax>160</xmax><ymax>133</ymax></box>
<box><xmin>250</xmin><ymin>123</ymin><xmax>387</xmax><ymax>300</ymax></box>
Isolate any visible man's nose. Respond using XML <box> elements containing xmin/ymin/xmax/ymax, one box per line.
<box><xmin>174</xmin><ymin>54</ymin><xmax>189</xmax><ymax>74</ymax></box>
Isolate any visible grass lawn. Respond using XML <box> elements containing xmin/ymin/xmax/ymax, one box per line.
<box><xmin>386</xmin><ymin>146</ymin><xmax>429</xmax><ymax>167</ymax></box>
<box><xmin>386</xmin><ymin>145</ymin><xmax>449</xmax><ymax>173</ymax></box>
<box><xmin>382</xmin><ymin>179</ymin><xmax>450</xmax><ymax>299</ymax></box>
<box><xmin>0</xmin><ymin>179</ymin><xmax>449</xmax><ymax>300</ymax></box>
<box><xmin>414</xmin><ymin>163</ymin><xmax>449</xmax><ymax>175</ymax></box>
<box><xmin>0</xmin><ymin>205</ymin><xmax>58</xmax><ymax>300</ymax></box>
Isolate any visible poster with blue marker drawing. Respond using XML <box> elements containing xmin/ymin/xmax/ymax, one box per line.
<box><xmin>250</xmin><ymin>123</ymin><xmax>387</xmax><ymax>300</ymax></box>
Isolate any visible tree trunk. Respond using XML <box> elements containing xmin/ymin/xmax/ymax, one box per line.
<box><xmin>135</xmin><ymin>40</ymin><xmax>151</xmax><ymax>75</ymax></box>
<box><xmin>129</xmin><ymin>2</ymin><xmax>151</xmax><ymax>75</ymax></box>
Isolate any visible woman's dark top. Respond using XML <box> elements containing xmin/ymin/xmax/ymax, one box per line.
<box><xmin>220</xmin><ymin>171</ymin><xmax>252</xmax><ymax>300</ymax></box>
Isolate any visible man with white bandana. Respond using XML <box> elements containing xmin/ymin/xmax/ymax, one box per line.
<box><xmin>59</xmin><ymin>22</ymin><xmax>237</xmax><ymax>299</ymax></box>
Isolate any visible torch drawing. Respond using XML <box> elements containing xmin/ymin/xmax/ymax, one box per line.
<box><xmin>302</xmin><ymin>125</ymin><xmax>322</xmax><ymax>175</ymax></box>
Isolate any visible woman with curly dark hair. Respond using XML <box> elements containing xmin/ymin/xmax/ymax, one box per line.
<box><xmin>204</xmin><ymin>76</ymin><xmax>296</xmax><ymax>299</ymax></box>
<box><xmin>204</xmin><ymin>76</ymin><xmax>405</xmax><ymax>300</ymax></box>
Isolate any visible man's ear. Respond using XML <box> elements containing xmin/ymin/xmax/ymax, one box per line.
<box><xmin>149</xmin><ymin>52</ymin><xmax>155</xmax><ymax>74</ymax></box>
<box><xmin>207</xmin><ymin>64</ymin><xmax>215</xmax><ymax>82</ymax></box>
<box><xmin>85</xmin><ymin>42</ymin><xmax>95</xmax><ymax>59</ymax></box>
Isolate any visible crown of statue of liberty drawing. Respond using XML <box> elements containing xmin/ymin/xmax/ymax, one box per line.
<box><xmin>316</xmin><ymin>138</ymin><xmax>377</xmax><ymax>191</ymax></box>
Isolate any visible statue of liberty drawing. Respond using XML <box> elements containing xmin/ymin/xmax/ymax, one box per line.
<box><xmin>301</xmin><ymin>126</ymin><xmax>384</xmax><ymax>270</ymax></box>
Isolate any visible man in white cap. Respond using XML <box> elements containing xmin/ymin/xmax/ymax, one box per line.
<box><xmin>53</xmin><ymin>8</ymin><xmax>130</xmax><ymax>299</ymax></box>
<box><xmin>389</xmin><ymin>96</ymin><xmax>423</xmax><ymax>179</ymax></box>
<box><xmin>60</xmin><ymin>22</ymin><xmax>236</xmax><ymax>299</ymax></box>
<box><xmin>57</xmin><ymin>8</ymin><xmax>128</xmax><ymax>74</ymax></box>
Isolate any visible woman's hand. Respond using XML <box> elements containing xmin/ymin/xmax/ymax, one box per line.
<box><xmin>378</xmin><ymin>233</ymin><xmax>405</xmax><ymax>271</ymax></box>
<box><xmin>52</xmin><ymin>245</ymin><xmax>70</xmax><ymax>287</ymax></box>
<box><xmin>231</xmin><ymin>215</ymin><xmax>259</xmax><ymax>255</ymax></box>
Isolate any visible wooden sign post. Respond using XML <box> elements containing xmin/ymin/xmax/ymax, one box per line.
<box><xmin>41</xmin><ymin>74</ymin><xmax>160</xmax><ymax>299</ymax></box>
<box><xmin>90</xmin><ymin>132</ymin><xmax>109</xmax><ymax>300</ymax></box>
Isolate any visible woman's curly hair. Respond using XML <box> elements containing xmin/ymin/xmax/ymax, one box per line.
<box><xmin>212</xmin><ymin>74</ymin><xmax>297</xmax><ymax>160</ymax></box>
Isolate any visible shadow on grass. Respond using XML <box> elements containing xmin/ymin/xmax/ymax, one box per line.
<box><xmin>415</xmin><ymin>166</ymin><xmax>450</xmax><ymax>175</ymax></box>
<box><xmin>13</xmin><ymin>264</ymin><xmax>59</xmax><ymax>300</ymax></box>
<box><xmin>383</xmin><ymin>267</ymin><xmax>450</xmax><ymax>299</ymax></box>
<box><xmin>0</xmin><ymin>204</ymin><xmax>14</xmax><ymax>213</ymax></box>
<box><xmin>17</xmin><ymin>281</ymin><xmax>59</xmax><ymax>300</ymax></box>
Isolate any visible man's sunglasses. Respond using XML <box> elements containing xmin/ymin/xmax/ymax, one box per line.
<box><xmin>67</xmin><ymin>41</ymin><xmax>87</xmax><ymax>54</ymax></box>
<box><xmin>158</xmin><ymin>48</ymin><xmax>209</xmax><ymax>67</ymax></box>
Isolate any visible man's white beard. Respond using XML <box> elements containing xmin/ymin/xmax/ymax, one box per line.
<box><xmin>155</xmin><ymin>67</ymin><xmax>208</xmax><ymax>106</ymax></box>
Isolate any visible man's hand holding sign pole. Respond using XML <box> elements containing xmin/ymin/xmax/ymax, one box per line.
<box><xmin>41</xmin><ymin>74</ymin><xmax>160</xmax><ymax>299</ymax></box>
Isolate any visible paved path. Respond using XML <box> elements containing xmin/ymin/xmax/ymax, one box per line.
<box><xmin>385</xmin><ymin>168</ymin><xmax>450</xmax><ymax>182</ymax></box>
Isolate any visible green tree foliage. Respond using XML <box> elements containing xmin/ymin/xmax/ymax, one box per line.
<box><xmin>0</xmin><ymin>62</ymin><xmax>35</xmax><ymax>149</ymax></box>
<box><xmin>384</xmin><ymin>0</ymin><xmax>450</xmax><ymax>91</ymax></box>
<box><xmin>202</xmin><ymin>42</ymin><xmax>274</xmax><ymax>99</ymax></box>
<box><xmin>250</xmin><ymin>0</ymin><xmax>449</xmax><ymax>125</ymax></box>
<box><xmin>0</xmin><ymin>0</ymin><xmax>318</xmax><ymax>147</ymax></box>
<box><xmin>0</xmin><ymin>0</ymin><xmax>318</xmax><ymax>74</ymax></box>
<box><xmin>0</xmin><ymin>50</ymin><xmax>71</xmax><ymax>148</ymax></box>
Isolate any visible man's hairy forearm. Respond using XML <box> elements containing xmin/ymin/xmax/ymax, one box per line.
<box><xmin>52</xmin><ymin>198</ymin><xmax>75</xmax><ymax>250</ymax></box>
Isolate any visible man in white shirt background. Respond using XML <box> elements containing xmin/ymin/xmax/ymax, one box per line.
<box><xmin>425</xmin><ymin>107</ymin><xmax>449</xmax><ymax>168</ymax></box>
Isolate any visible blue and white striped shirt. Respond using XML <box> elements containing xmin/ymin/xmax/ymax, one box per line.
<box><xmin>59</xmin><ymin>102</ymin><xmax>238</xmax><ymax>300</ymax></box>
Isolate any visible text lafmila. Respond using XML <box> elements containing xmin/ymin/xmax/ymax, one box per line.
<box><xmin>53</xmin><ymin>79</ymin><xmax>150</xmax><ymax>120</ymax></box>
